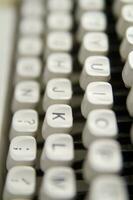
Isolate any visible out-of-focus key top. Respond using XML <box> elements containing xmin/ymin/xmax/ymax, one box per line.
<box><xmin>0</xmin><ymin>7</ymin><xmax>16</xmax><ymax>197</ymax></box>
<box><xmin>3</xmin><ymin>166</ymin><xmax>36</xmax><ymax>200</ymax></box>
<box><xmin>86</xmin><ymin>175</ymin><xmax>129</xmax><ymax>200</ymax></box>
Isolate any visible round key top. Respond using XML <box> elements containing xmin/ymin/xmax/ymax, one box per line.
<box><xmin>40</xmin><ymin>167</ymin><xmax>76</xmax><ymax>200</ymax></box>
<box><xmin>43</xmin><ymin>53</ymin><xmax>72</xmax><ymax>84</ymax></box>
<box><xmin>40</xmin><ymin>134</ymin><xmax>74</xmax><ymax>171</ymax></box>
<box><xmin>10</xmin><ymin>109</ymin><xmax>38</xmax><ymax>140</ymax></box>
<box><xmin>122</xmin><ymin>51</ymin><xmax>133</xmax><ymax>87</ymax></box>
<box><xmin>78</xmin><ymin>32</ymin><xmax>109</xmax><ymax>64</ymax></box>
<box><xmin>6</xmin><ymin>136</ymin><xmax>36</xmax><ymax>170</ymax></box>
<box><xmin>81</xmin><ymin>82</ymin><xmax>113</xmax><ymax>118</ymax></box>
<box><xmin>43</xmin><ymin>78</ymin><xmax>72</xmax><ymax>111</ymax></box>
<box><xmin>79</xmin><ymin>56</ymin><xmax>110</xmax><ymax>90</ymax></box>
<box><xmin>42</xmin><ymin>104</ymin><xmax>73</xmax><ymax>139</ymax></box>
<box><xmin>19</xmin><ymin>17</ymin><xmax>44</xmax><ymax>36</ymax></box>
<box><xmin>15</xmin><ymin>57</ymin><xmax>42</xmax><ymax>83</ymax></box>
<box><xmin>77</xmin><ymin>11</ymin><xmax>107</xmax><ymax>42</ymax></box>
<box><xmin>45</xmin><ymin>32</ymin><xmax>73</xmax><ymax>57</ymax></box>
<box><xmin>3</xmin><ymin>166</ymin><xmax>36</xmax><ymax>200</ymax></box>
<box><xmin>21</xmin><ymin>0</ymin><xmax>45</xmax><ymax>17</ymax></box>
<box><xmin>47</xmin><ymin>12</ymin><xmax>73</xmax><ymax>31</ymax></box>
<box><xmin>18</xmin><ymin>36</ymin><xmax>43</xmax><ymax>57</ymax></box>
<box><xmin>86</xmin><ymin>175</ymin><xmax>129</xmax><ymax>200</ymax></box>
<box><xmin>12</xmin><ymin>81</ymin><xmax>40</xmax><ymax>112</ymax></box>
<box><xmin>116</xmin><ymin>5</ymin><xmax>133</xmax><ymax>38</ymax></box>
<box><xmin>120</xmin><ymin>26</ymin><xmax>133</xmax><ymax>60</ymax></box>
<box><xmin>82</xmin><ymin>109</ymin><xmax>118</xmax><ymax>148</ymax></box>
<box><xmin>83</xmin><ymin>139</ymin><xmax>123</xmax><ymax>182</ymax></box>
<box><xmin>76</xmin><ymin>0</ymin><xmax>105</xmax><ymax>21</ymax></box>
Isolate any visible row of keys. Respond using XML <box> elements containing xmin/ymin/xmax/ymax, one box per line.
<box><xmin>3</xmin><ymin>0</ymin><xmax>45</xmax><ymax>199</ymax></box>
<box><xmin>3</xmin><ymin>0</ymin><xmax>130</xmax><ymax>200</ymax></box>
<box><xmin>115</xmin><ymin>3</ymin><xmax>133</xmax><ymax>117</ymax></box>
<box><xmin>4</xmin><ymin>165</ymin><xmax>128</xmax><ymax>200</ymax></box>
<box><xmin>4</xmin><ymin>0</ymin><xmax>76</xmax><ymax>200</ymax></box>
<box><xmin>15</xmin><ymin>53</ymin><xmax>72</xmax><ymax>84</ymax></box>
<box><xmin>78</xmin><ymin>2</ymin><xmax>129</xmax><ymax>200</ymax></box>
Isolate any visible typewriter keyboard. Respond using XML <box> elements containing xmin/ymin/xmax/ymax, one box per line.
<box><xmin>1</xmin><ymin>0</ymin><xmax>133</xmax><ymax>199</ymax></box>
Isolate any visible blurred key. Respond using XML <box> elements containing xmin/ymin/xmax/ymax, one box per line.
<box><xmin>83</xmin><ymin>139</ymin><xmax>123</xmax><ymax>182</ymax></box>
<box><xmin>19</xmin><ymin>17</ymin><xmax>44</xmax><ymax>36</ymax></box>
<box><xmin>18</xmin><ymin>36</ymin><xmax>43</xmax><ymax>57</ymax></box>
<box><xmin>122</xmin><ymin>51</ymin><xmax>133</xmax><ymax>87</ymax></box>
<box><xmin>15</xmin><ymin>57</ymin><xmax>42</xmax><ymax>83</ymax></box>
<box><xmin>126</xmin><ymin>85</ymin><xmax>133</xmax><ymax>116</ymax></box>
<box><xmin>76</xmin><ymin>0</ymin><xmax>105</xmax><ymax>21</ymax></box>
<box><xmin>40</xmin><ymin>134</ymin><xmax>74</xmax><ymax>171</ymax></box>
<box><xmin>21</xmin><ymin>0</ymin><xmax>45</xmax><ymax>17</ymax></box>
<box><xmin>79</xmin><ymin>32</ymin><xmax>109</xmax><ymax>64</ymax></box>
<box><xmin>47</xmin><ymin>12</ymin><xmax>73</xmax><ymax>31</ymax></box>
<box><xmin>40</xmin><ymin>167</ymin><xmax>76</xmax><ymax>200</ymax></box>
<box><xmin>45</xmin><ymin>32</ymin><xmax>73</xmax><ymax>57</ymax></box>
<box><xmin>3</xmin><ymin>166</ymin><xmax>36</xmax><ymax>200</ymax></box>
<box><xmin>120</xmin><ymin>26</ymin><xmax>133</xmax><ymax>60</ymax></box>
<box><xmin>86</xmin><ymin>175</ymin><xmax>129</xmax><ymax>200</ymax></box>
<box><xmin>77</xmin><ymin>11</ymin><xmax>107</xmax><ymax>42</ymax></box>
<box><xmin>12</xmin><ymin>81</ymin><xmax>40</xmax><ymax>112</ymax></box>
<box><xmin>116</xmin><ymin>5</ymin><xmax>133</xmax><ymax>38</ymax></box>
<box><xmin>43</xmin><ymin>53</ymin><xmax>72</xmax><ymax>84</ymax></box>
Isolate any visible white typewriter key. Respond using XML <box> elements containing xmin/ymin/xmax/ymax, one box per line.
<box><xmin>3</xmin><ymin>166</ymin><xmax>36</xmax><ymax>200</ymax></box>
<box><xmin>120</xmin><ymin>27</ymin><xmax>133</xmax><ymax>60</ymax></box>
<box><xmin>46</xmin><ymin>32</ymin><xmax>73</xmax><ymax>57</ymax></box>
<box><xmin>77</xmin><ymin>0</ymin><xmax>105</xmax><ymax>20</ymax></box>
<box><xmin>19</xmin><ymin>17</ymin><xmax>44</xmax><ymax>36</ymax></box>
<box><xmin>77</xmin><ymin>12</ymin><xmax>107</xmax><ymax>41</ymax></box>
<box><xmin>116</xmin><ymin>5</ymin><xmax>133</xmax><ymax>38</ymax></box>
<box><xmin>40</xmin><ymin>167</ymin><xmax>76</xmax><ymax>200</ymax></box>
<box><xmin>80</xmin><ymin>56</ymin><xmax>110</xmax><ymax>90</ymax></box>
<box><xmin>126</xmin><ymin>86</ymin><xmax>133</xmax><ymax>116</ymax></box>
<box><xmin>82</xmin><ymin>109</ymin><xmax>118</xmax><ymax>148</ymax></box>
<box><xmin>122</xmin><ymin>51</ymin><xmax>133</xmax><ymax>87</ymax></box>
<box><xmin>18</xmin><ymin>37</ymin><xmax>43</xmax><ymax>57</ymax></box>
<box><xmin>12</xmin><ymin>81</ymin><xmax>40</xmax><ymax>112</ymax></box>
<box><xmin>10</xmin><ymin>110</ymin><xmax>38</xmax><ymax>140</ymax></box>
<box><xmin>47</xmin><ymin>0</ymin><xmax>73</xmax><ymax>12</ymax></box>
<box><xmin>15</xmin><ymin>57</ymin><xmax>42</xmax><ymax>82</ymax></box>
<box><xmin>42</xmin><ymin>104</ymin><xmax>73</xmax><ymax>139</ymax></box>
<box><xmin>83</xmin><ymin>139</ymin><xmax>123</xmax><ymax>182</ymax></box>
<box><xmin>79</xmin><ymin>32</ymin><xmax>109</xmax><ymax>64</ymax></box>
<box><xmin>86</xmin><ymin>175</ymin><xmax>129</xmax><ymax>200</ymax></box>
<box><xmin>43</xmin><ymin>53</ymin><xmax>72</xmax><ymax>84</ymax></box>
<box><xmin>6</xmin><ymin>136</ymin><xmax>36</xmax><ymax>170</ymax></box>
<box><xmin>47</xmin><ymin>12</ymin><xmax>73</xmax><ymax>31</ymax></box>
<box><xmin>113</xmin><ymin>0</ymin><xmax>133</xmax><ymax>17</ymax></box>
<box><xmin>43</xmin><ymin>78</ymin><xmax>72</xmax><ymax>111</ymax></box>
<box><xmin>21</xmin><ymin>0</ymin><xmax>44</xmax><ymax>17</ymax></box>
<box><xmin>40</xmin><ymin>134</ymin><xmax>74</xmax><ymax>171</ymax></box>
<box><xmin>81</xmin><ymin>82</ymin><xmax>113</xmax><ymax>118</ymax></box>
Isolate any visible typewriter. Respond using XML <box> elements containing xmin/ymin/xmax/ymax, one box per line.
<box><xmin>0</xmin><ymin>0</ymin><xmax>133</xmax><ymax>199</ymax></box>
